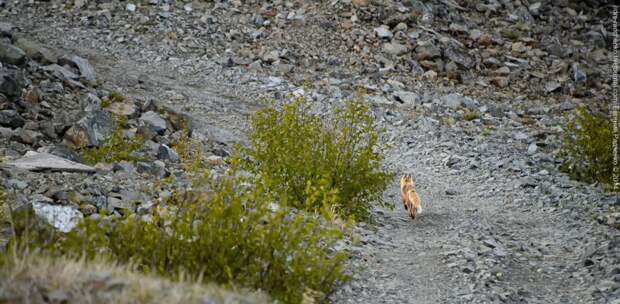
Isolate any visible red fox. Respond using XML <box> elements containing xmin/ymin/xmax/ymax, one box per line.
<box><xmin>400</xmin><ymin>174</ymin><xmax>422</xmax><ymax>219</ymax></box>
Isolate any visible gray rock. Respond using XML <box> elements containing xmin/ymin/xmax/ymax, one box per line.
<box><xmin>42</xmin><ymin>64</ymin><xmax>79</xmax><ymax>80</ymax></box>
<box><xmin>63</xmin><ymin>110</ymin><xmax>114</xmax><ymax>147</ymax></box>
<box><xmin>32</xmin><ymin>200</ymin><xmax>83</xmax><ymax>232</ymax></box>
<box><xmin>394</xmin><ymin>90</ymin><xmax>420</xmax><ymax>105</ymax></box>
<box><xmin>527</xmin><ymin>143</ymin><xmax>538</xmax><ymax>155</ymax></box>
<box><xmin>139</xmin><ymin>111</ymin><xmax>167</xmax><ymax>135</ymax></box>
<box><xmin>572</xmin><ymin>63</ymin><xmax>587</xmax><ymax>83</ymax></box>
<box><xmin>374</xmin><ymin>26</ymin><xmax>393</xmax><ymax>39</ymax></box>
<box><xmin>137</xmin><ymin>201</ymin><xmax>155</xmax><ymax>215</ymax></box>
<box><xmin>113</xmin><ymin>161</ymin><xmax>135</xmax><ymax>173</ymax></box>
<box><xmin>14</xmin><ymin>38</ymin><xmax>57</xmax><ymax>64</ymax></box>
<box><xmin>444</xmin><ymin>47</ymin><xmax>474</xmax><ymax>68</ymax></box>
<box><xmin>136</xmin><ymin>160</ymin><xmax>167</xmax><ymax>177</ymax></box>
<box><xmin>126</xmin><ymin>3</ymin><xmax>137</xmax><ymax>12</ymax></box>
<box><xmin>58</xmin><ymin>55</ymin><xmax>96</xmax><ymax>82</ymax></box>
<box><xmin>445</xmin><ymin>188</ymin><xmax>458</xmax><ymax>195</ymax></box>
<box><xmin>383</xmin><ymin>42</ymin><xmax>408</xmax><ymax>56</ymax></box>
<box><xmin>442</xmin><ymin>93</ymin><xmax>464</xmax><ymax>109</ymax></box>
<box><xmin>0</xmin><ymin>110</ymin><xmax>25</xmax><ymax>128</ymax></box>
<box><xmin>528</xmin><ymin>2</ymin><xmax>542</xmax><ymax>16</ymax></box>
<box><xmin>158</xmin><ymin>144</ymin><xmax>180</xmax><ymax>163</ymax></box>
<box><xmin>0</xmin><ymin>22</ymin><xmax>14</xmax><ymax>37</ymax></box>
<box><xmin>545</xmin><ymin>81</ymin><xmax>562</xmax><ymax>93</ymax></box>
<box><xmin>6</xmin><ymin>179</ymin><xmax>28</xmax><ymax>190</ymax></box>
<box><xmin>4</xmin><ymin>151</ymin><xmax>95</xmax><ymax>172</ymax></box>
<box><xmin>415</xmin><ymin>43</ymin><xmax>441</xmax><ymax>60</ymax></box>
<box><xmin>514</xmin><ymin>131</ymin><xmax>529</xmax><ymax>141</ymax></box>
<box><xmin>11</xmin><ymin>128</ymin><xmax>43</xmax><ymax>145</ymax></box>
<box><xmin>0</xmin><ymin>69</ymin><xmax>26</xmax><ymax>99</ymax></box>
<box><xmin>0</xmin><ymin>42</ymin><xmax>26</xmax><ymax>65</ymax></box>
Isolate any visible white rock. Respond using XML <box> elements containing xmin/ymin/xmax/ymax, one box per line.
<box><xmin>394</xmin><ymin>90</ymin><xmax>420</xmax><ymax>105</ymax></box>
<box><xmin>527</xmin><ymin>143</ymin><xmax>538</xmax><ymax>155</ymax></box>
<box><xmin>374</xmin><ymin>26</ymin><xmax>393</xmax><ymax>39</ymax></box>
<box><xmin>32</xmin><ymin>201</ymin><xmax>83</xmax><ymax>232</ymax></box>
<box><xmin>126</xmin><ymin>3</ymin><xmax>136</xmax><ymax>12</ymax></box>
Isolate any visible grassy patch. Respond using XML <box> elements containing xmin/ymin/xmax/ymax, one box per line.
<box><xmin>463</xmin><ymin>110</ymin><xmax>481</xmax><ymax>121</ymax></box>
<box><xmin>235</xmin><ymin>96</ymin><xmax>393</xmax><ymax>221</ymax></box>
<box><xmin>0</xmin><ymin>253</ymin><xmax>269</xmax><ymax>304</ymax></box>
<box><xmin>559</xmin><ymin>106</ymin><xmax>618</xmax><ymax>191</ymax></box>
<box><xmin>6</xmin><ymin>137</ymin><xmax>350</xmax><ymax>303</ymax></box>
<box><xmin>101</xmin><ymin>91</ymin><xmax>126</xmax><ymax>108</ymax></box>
<box><xmin>81</xmin><ymin>119</ymin><xmax>145</xmax><ymax>165</ymax></box>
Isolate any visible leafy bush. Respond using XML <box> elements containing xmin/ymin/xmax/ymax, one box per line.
<box><xmin>81</xmin><ymin>118</ymin><xmax>145</xmax><ymax>164</ymax></box>
<box><xmin>60</xmin><ymin>171</ymin><xmax>347</xmax><ymax>303</ymax></box>
<box><xmin>235</xmin><ymin>96</ymin><xmax>393</xmax><ymax>221</ymax></box>
<box><xmin>559</xmin><ymin>106</ymin><xmax>618</xmax><ymax>191</ymax></box>
<box><xmin>4</xmin><ymin>145</ymin><xmax>349</xmax><ymax>303</ymax></box>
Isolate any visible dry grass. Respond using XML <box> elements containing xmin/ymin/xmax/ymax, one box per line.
<box><xmin>0</xmin><ymin>253</ymin><xmax>270</xmax><ymax>304</ymax></box>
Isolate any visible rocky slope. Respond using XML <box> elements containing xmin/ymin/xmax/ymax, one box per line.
<box><xmin>0</xmin><ymin>0</ymin><xmax>618</xmax><ymax>303</ymax></box>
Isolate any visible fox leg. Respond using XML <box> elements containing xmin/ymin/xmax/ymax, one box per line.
<box><xmin>402</xmin><ymin>198</ymin><xmax>408</xmax><ymax>210</ymax></box>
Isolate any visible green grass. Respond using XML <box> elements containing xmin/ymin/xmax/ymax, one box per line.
<box><xmin>463</xmin><ymin>110</ymin><xmax>481</xmax><ymax>121</ymax></box>
<box><xmin>81</xmin><ymin>119</ymin><xmax>145</xmax><ymax>165</ymax></box>
<box><xmin>101</xmin><ymin>91</ymin><xmax>126</xmax><ymax>108</ymax></box>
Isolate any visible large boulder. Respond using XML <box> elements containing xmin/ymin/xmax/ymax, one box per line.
<box><xmin>0</xmin><ymin>42</ymin><xmax>26</xmax><ymax>65</ymax></box>
<box><xmin>63</xmin><ymin>109</ymin><xmax>115</xmax><ymax>148</ymax></box>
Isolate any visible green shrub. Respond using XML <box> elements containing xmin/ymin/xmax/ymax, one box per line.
<box><xmin>235</xmin><ymin>96</ymin><xmax>393</xmax><ymax>221</ymax></box>
<box><xmin>81</xmin><ymin>118</ymin><xmax>145</xmax><ymax>164</ymax></box>
<box><xmin>4</xmin><ymin>152</ymin><xmax>349</xmax><ymax>303</ymax></box>
<box><xmin>463</xmin><ymin>110</ymin><xmax>480</xmax><ymax>121</ymax></box>
<box><xmin>57</xmin><ymin>171</ymin><xmax>348</xmax><ymax>303</ymax></box>
<box><xmin>559</xmin><ymin>106</ymin><xmax>618</xmax><ymax>191</ymax></box>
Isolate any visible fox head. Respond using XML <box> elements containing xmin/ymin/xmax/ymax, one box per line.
<box><xmin>400</xmin><ymin>174</ymin><xmax>415</xmax><ymax>188</ymax></box>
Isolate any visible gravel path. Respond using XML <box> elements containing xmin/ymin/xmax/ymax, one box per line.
<box><xmin>59</xmin><ymin>44</ymin><xmax>620</xmax><ymax>304</ymax></box>
<box><xmin>3</xmin><ymin>1</ymin><xmax>618</xmax><ymax>302</ymax></box>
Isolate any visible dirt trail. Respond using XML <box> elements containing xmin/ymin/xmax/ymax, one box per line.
<box><xmin>6</xmin><ymin>17</ymin><xmax>616</xmax><ymax>303</ymax></box>
<box><xmin>89</xmin><ymin>54</ymin><xmax>615</xmax><ymax>304</ymax></box>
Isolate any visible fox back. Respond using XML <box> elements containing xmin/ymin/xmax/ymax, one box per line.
<box><xmin>400</xmin><ymin>174</ymin><xmax>422</xmax><ymax>219</ymax></box>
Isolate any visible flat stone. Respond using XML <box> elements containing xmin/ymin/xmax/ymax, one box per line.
<box><xmin>4</xmin><ymin>151</ymin><xmax>96</xmax><ymax>173</ymax></box>
<box><xmin>383</xmin><ymin>42</ymin><xmax>408</xmax><ymax>56</ymax></box>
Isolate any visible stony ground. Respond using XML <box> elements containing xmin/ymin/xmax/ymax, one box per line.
<box><xmin>0</xmin><ymin>0</ymin><xmax>618</xmax><ymax>303</ymax></box>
